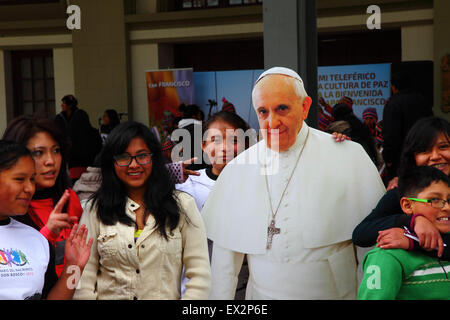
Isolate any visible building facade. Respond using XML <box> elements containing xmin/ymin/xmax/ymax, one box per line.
<box><xmin>0</xmin><ymin>0</ymin><xmax>447</xmax><ymax>133</ymax></box>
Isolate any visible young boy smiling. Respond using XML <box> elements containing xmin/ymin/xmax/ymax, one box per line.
<box><xmin>358</xmin><ymin>166</ymin><xmax>450</xmax><ymax>300</ymax></box>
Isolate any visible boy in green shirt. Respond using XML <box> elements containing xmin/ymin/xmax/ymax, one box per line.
<box><xmin>358</xmin><ymin>166</ymin><xmax>450</xmax><ymax>300</ymax></box>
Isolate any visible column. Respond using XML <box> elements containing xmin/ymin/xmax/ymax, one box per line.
<box><xmin>262</xmin><ymin>0</ymin><xmax>318</xmax><ymax>128</ymax></box>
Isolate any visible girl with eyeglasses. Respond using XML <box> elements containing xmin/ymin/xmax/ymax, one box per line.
<box><xmin>2</xmin><ymin>116</ymin><xmax>84</xmax><ymax>277</ymax></box>
<box><xmin>353</xmin><ymin>116</ymin><xmax>450</xmax><ymax>260</ymax></box>
<box><xmin>73</xmin><ymin>121</ymin><xmax>211</xmax><ymax>300</ymax></box>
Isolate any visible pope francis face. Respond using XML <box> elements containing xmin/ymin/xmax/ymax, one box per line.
<box><xmin>252</xmin><ymin>75</ymin><xmax>311</xmax><ymax>152</ymax></box>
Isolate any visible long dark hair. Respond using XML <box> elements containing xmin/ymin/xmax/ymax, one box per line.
<box><xmin>203</xmin><ymin>111</ymin><xmax>250</xmax><ymax>135</ymax></box>
<box><xmin>101</xmin><ymin>109</ymin><xmax>121</xmax><ymax>134</ymax></box>
<box><xmin>202</xmin><ymin>110</ymin><xmax>253</xmax><ymax>150</ymax></box>
<box><xmin>92</xmin><ymin>121</ymin><xmax>181</xmax><ymax>239</ymax></box>
<box><xmin>398</xmin><ymin>116</ymin><xmax>450</xmax><ymax>177</ymax></box>
<box><xmin>2</xmin><ymin>115</ymin><xmax>71</xmax><ymax>204</ymax></box>
<box><xmin>0</xmin><ymin>140</ymin><xmax>32</xmax><ymax>173</ymax></box>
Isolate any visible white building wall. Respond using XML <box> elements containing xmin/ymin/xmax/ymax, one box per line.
<box><xmin>401</xmin><ymin>24</ymin><xmax>434</xmax><ymax>61</ymax></box>
<box><xmin>53</xmin><ymin>47</ymin><xmax>75</xmax><ymax>105</ymax></box>
<box><xmin>130</xmin><ymin>43</ymin><xmax>159</xmax><ymax>126</ymax></box>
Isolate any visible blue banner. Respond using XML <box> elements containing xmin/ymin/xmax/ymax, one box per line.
<box><xmin>193</xmin><ymin>64</ymin><xmax>391</xmax><ymax>128</ymax></box>
<box><xmin>318</xmin><ymin>63</ymin><xmax>391</xmax><ymax>120</ymax></box>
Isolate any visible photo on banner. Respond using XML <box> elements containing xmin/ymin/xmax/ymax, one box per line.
<box><xmin>193</xmin><ymin>69</ymin><xmax>263</xmax><ymax>130</ymax></box>
<box><xmin>145</xmin><ymin>68</ymin><xmax>195</xmax><ymax>126</ymax></box>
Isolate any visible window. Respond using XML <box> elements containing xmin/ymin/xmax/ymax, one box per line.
<box><xmin>176</xmin><ymin>0</ymin><xmax>262</xmax><ymax>10</ymax></box>
<box><xmin>11</xmin><ymin>50</ymin><xmax>56</xmax><ymax>118</ymax></box>
<box><xmin>174</xmin><ymin>39</ymin><xmax>263</xmax><ymax>71</ymax></box>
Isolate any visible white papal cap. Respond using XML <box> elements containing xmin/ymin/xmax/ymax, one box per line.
<box><xmin>255</xmin><ymin>66</ymin><xmax>303</xmax><ymax>85</ymax></box>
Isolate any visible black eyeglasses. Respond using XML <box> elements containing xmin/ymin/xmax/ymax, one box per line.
<box><xmin>114</xmin><ymin>153</ymin><xmax>153</xmax><ymax>167</ymax></box>
<box><xmin>408</xmin><ymin>197</ymin><xmax>450</xmax><ymax>209</ymax></box>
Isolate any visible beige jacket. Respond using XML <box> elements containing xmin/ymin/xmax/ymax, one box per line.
<box><xmin>73</xmin><ymin>192</ymin><xmax>211</xmax><ymax>300</ymax></box>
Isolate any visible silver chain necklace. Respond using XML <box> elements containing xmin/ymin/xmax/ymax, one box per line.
<box><xmin>264</xmin><ymin>129</ymin><xmax>310</xmax><ymax>250</ymax></box>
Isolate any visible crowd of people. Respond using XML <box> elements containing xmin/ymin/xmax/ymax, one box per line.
<box><xmin>0</xmin><ymin>66</ymin><xmax>448</xmax><ymax>300</ymax></box>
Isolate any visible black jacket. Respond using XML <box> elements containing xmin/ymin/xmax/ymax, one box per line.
<box><xmin>55</xmin><ymin>108</ymin><xmax>102</xmax><ymax>168</ymax></box>
<box><xmin>352</xmin><ymin>188</ymin><xmax>449</xmax><ymax>260</ymax></box>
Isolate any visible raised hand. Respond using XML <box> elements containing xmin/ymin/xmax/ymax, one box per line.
<box><xmin>386</xmin><ymin>177</ymin><xmax>399</xmax><ymax>191</ymax></box>
<box><xmin>181</xmin><ymin>157</ymin><xmax>201</xmax><ymax>182</ymax></box>
<box><xmin>64</xmin><ymin>223</ymin><xmax>93</xmax><ymax>270</ymax></box>
<box><xmin>46</xmin><ymin>189</ymin><xmax>78</xmax><ymax>235</ymax></box>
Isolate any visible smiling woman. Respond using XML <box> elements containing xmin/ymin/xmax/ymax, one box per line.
<box><xmin>0</xmin><ymin>140</ymin><xmax>92</xmax><ymax>300</ymax></box>
<box><xmin>0</xmin><ymin>142</ymin><xmax>35</xmax><ymax>219</ymax></box>
<box><xmin>26</xmin><ymin>131</ymin><xmax>62</xmax><ymax>190</ymax></box>
<box><xmin>113</xmin><ymin>138</ymin><xmax>153</xmax><ymax>199</ymax></box>
<box><xmin>2</xmin><ymin>115</ymin><xmax>83</xmax><ymax>276</ymax></box>
<box><xmin>73</xmin><ymin>121</ymin><xmax>211</xmax><ymax>300</ymax></box>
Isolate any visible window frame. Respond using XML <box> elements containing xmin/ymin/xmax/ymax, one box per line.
<box><xmin>11</xmin><ymin>50</ymin><xmax>56</xmax><ymax>118</ymax></box>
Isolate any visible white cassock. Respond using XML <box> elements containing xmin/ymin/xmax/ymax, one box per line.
<box><xmin>201</xmin><ymin>122</ymin><xmax>386</xmax><ymax>300</ymax></box>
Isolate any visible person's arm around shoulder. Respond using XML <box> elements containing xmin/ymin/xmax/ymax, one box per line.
<box><xmin>72</xmin><ymin>200</ymin><xmax>101</xmax><ymax>300</ymax></box>
<box><xmin>352</xmin><ymin>189</ymin><xmax>404</xmax><ymax>247</ymax></box>
<box><xmin>178</xmin><ymin>193</ymin><xmax>211</xmax><ymax>300</ymax></box>
<box><xmin>357</xmin><ymin>249</ymin><xmax>403</xmax><ymax>300</ymax></box>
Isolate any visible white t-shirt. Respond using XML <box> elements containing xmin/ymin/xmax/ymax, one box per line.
<box><xmin>175</xmin><ymin>169</ymin><xmax>216</xmax><ymax>212</ymax></box>
<box><xmin>0</xmin><ymin>218</ymin><xmax>50</xmax><ymax>300</ymax></box>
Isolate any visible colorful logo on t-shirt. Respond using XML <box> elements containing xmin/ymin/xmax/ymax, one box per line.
<box><xmin>0</xmin><ymin>248</ymin><xmax>29</xmax><ymax>267</ymax></box>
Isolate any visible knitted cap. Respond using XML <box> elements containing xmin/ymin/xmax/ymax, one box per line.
<box><xmin>318</xmin><ymin>110</ymin><xmax>331</xmax><ymax>131</ymax></box>
<box><xmin>362</xmin><ymin>107</ymin><xmax>378</xmax><ymax>121</ymax></box>
<box><xmin>161</xmin><ymin>139</ymin><xmax>175</xmax><ymax>152</ymax></box>
<box><xmin>221</xmin><ymin>97</ymin><xmax>236</xmax><ymax>114</ymax></box>
<box><xmin>375</xmin><ymin>121</ymin><xmax>383</xmax><ymax>144</ymax></box>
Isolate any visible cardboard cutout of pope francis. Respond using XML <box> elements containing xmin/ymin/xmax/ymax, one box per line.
<box><xmin>201</xmin><ymin>67</ymin><xmax>386</xmax><ymax>299</ymax></box>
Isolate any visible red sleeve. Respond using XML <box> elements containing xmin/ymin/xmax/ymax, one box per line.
<box><xmin>67</xmin><ymin>188</ymin><xmax>83</xmax><ymax>220</ymax></box>
<box><xmin>40</xmin><ymin>225</ymin><xmax>59</xmax><ymax>244</ymax></box>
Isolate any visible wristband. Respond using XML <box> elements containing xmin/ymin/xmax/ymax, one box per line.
<box><xmin>410</xmin><ymin>213</ymin><xmax>425</xmax><ymax>231</ymax></box>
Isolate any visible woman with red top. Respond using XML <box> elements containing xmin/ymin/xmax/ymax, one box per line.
<box><xmin>2</xmin><ymin>115</ymin><xmax>83</xmax><ymax>276</ymax></box>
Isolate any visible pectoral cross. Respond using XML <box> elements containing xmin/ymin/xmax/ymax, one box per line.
<box><xmin>266</xmin><ymin>219</ymin><xmax>280</xmax><ymax>250</ymax></box>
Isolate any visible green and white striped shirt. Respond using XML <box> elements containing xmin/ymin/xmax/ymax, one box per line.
<box><xmin>358</xmin><ymin>246</ymin><xmax>450</xmax><ymax>300</ymax></box>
